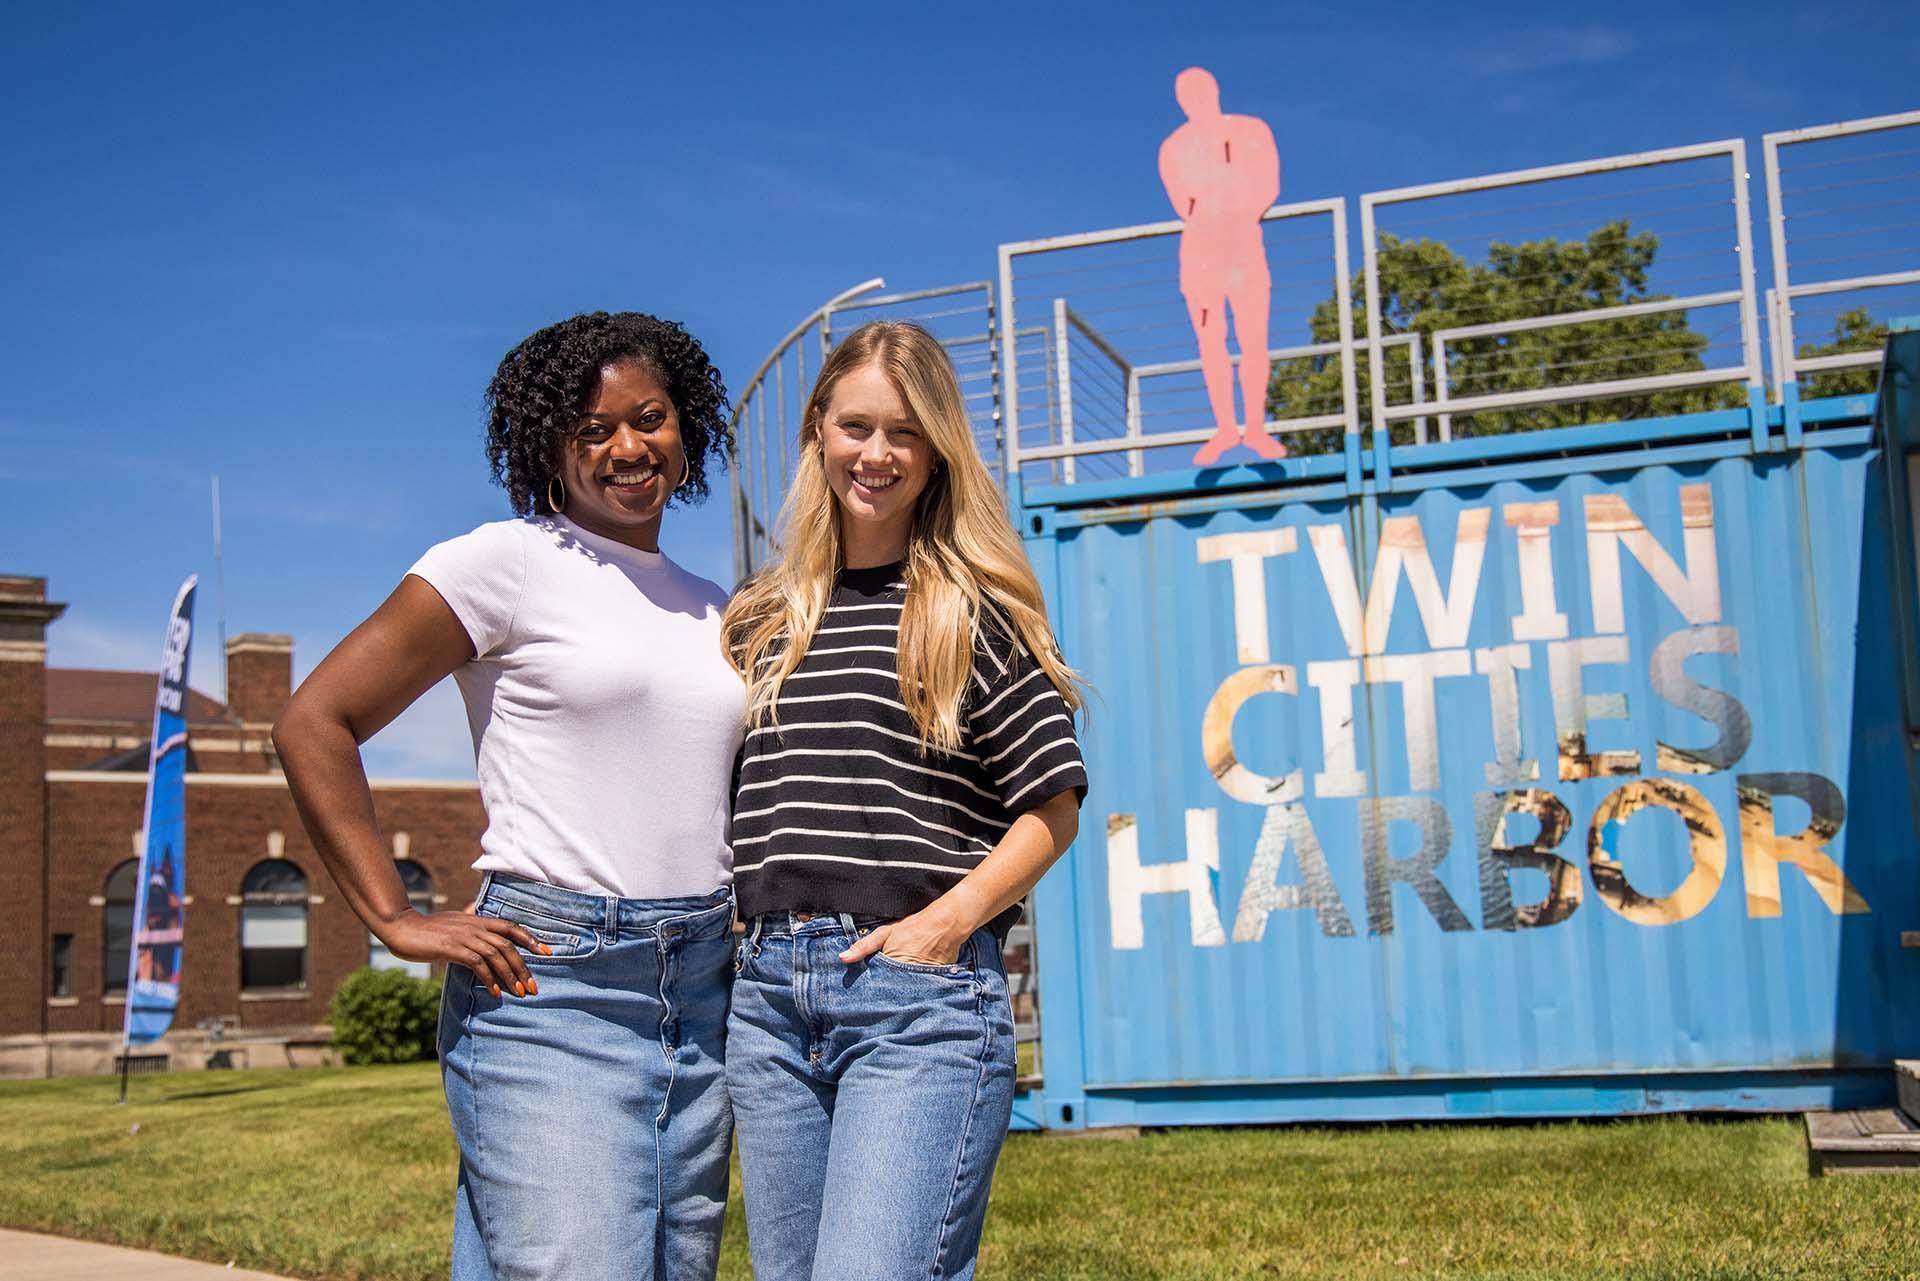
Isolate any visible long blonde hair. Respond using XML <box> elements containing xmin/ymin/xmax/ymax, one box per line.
<box><xmin>722</xmin><ymin>321</ymin><xmax>1083</xmax><ymax>754</ymax></box>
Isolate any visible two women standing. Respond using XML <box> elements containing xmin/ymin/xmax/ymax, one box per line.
<box><xmin>277</xmin><ymin>311</ymin><xmax>1085</xmax><ymax>1280</ymax></box>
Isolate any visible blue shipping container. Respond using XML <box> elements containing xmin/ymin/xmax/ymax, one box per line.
<box><xmin>1015</xmin><ymin>367</ymin><xmax>1920</xmax><ymax>1130</ymax></box>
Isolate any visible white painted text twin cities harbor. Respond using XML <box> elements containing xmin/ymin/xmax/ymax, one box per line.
<box><xmin>1107</xmin><ymin>480</ymin><xmax>1869</xmax><ymax>949</ymax></box>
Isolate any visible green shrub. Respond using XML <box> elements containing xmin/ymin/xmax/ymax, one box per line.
<box><xmin>328</xmin><ymin>967</ymin><xmax>442</xmax><ymax>1065</ymax></box>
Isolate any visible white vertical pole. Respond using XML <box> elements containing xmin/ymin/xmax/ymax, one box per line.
<box><xmin>210</xmin><ymin>475</ymin><xmax>226</xmax><ymax>704</ymax></box>
<box><xmin>1360</xmin><ymin>197</ymin><xmax>1388</xmax><ymax>462</ymax></box>
<box><xmin>1730</xmin><ymin>140</ymin><xmax>1766</xmax><ymax>395</ymax></box>
<box><xmin>998</xmin><ymin>246</ymin><xmax>1022</xmax><ymax>487</ymax></box>
<box><xmin>1125</xmin><ymin>369</ymin><xmax>1143</xmax><ymax>478</ymax></box>
<box><xmin>1762</xmin><ymin>135</ymin><xmax>1796</xmax><ymax>391</ymax></box>
<box><xmin>1053</xmin><ymin>298</ymin><xmax>1076</xmax><ymax>485</ymax></box>
<box><xmin>1409</xmin><ymin>330</ymin><xmax>1428</xmax><ymax>446</ymax></box>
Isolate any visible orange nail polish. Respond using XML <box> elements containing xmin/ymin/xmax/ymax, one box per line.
<box><xmin>513</xmin><ymin>982</ymin><xmax>526</xmax><ymax>997</ymax></box>
<box><xmin>490</xmin><ymin>984</ymin><xmax>502</xmax><ymax>998</ymax></box>
<box><xmin>527</xmin><ymin>979</ymin><xmax>539</xmax><ymax>995</ymax></box>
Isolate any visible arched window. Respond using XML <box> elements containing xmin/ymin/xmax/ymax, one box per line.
<box><xmin>240</xmin><ymin>860</ymin><xmax>308</xmax><ymax>991</ymax></box>
<box><xmin>368</xmin><ymin>859</ymin><xmax>434</xmax><ymax>978</ymax></box>
<box><xmin>103</xmin><ymin>859</ymin><xmax>138</xmax><ymax>995</ymax></box>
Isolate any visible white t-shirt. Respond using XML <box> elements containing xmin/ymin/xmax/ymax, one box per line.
<box><xmin>408</xmin><ymin>516</ymin><xmax>745</xmax><ymax>900</ymax></box>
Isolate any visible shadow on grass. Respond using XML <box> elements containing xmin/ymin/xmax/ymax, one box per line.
<box><xmin>154</xmin><ymin>1084</ymin><xmax>283</xmax><ymax>1103</ymax></box>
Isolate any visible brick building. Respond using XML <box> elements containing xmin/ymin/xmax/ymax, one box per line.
<box><xmin>0</xmin><ymin>575</ymin><xmax>484</xmax><ymax>1078</ymax></box>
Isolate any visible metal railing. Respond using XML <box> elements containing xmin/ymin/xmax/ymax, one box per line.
<box><xmin>1361</xmin><ymin>136</ymin><xmax>1764</xmax><ymax>456</ymax></box>
<box><xmin>732</xmin><ymin>109</ymin><xmax>1915</xmax><ymax>525</ymax></box>
<box><xmin>998</xmin><ymin>199</ymin><xmax>1356</xmax><ymax>486</ymax></box>
<box><xmin>1425</xmin><ymin>291</ymin><xmax>1748</xmax><ymax>441</ymax></box>
<box><xmin>1763</xmin><ymin>110</ymin><xmax>1920</xmax><ymax>408</ymax></box>
<box><xmin>728</xmin><ymin>278</ymin><xmax>997</xmax><ymax>578</ymax></box>
<box><xmin>1041</xmin><ymin>306</ymin><xmax>1434</xmax><ymax>477</ymax></box>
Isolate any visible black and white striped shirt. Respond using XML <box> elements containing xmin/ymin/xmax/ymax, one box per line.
<box><xmin>730</xmin><ymin>563</ymin><xmax>1087</xmax><ymax>936</ymax></box>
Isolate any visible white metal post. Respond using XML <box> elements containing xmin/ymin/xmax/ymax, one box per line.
<box><xmin>1765</xmin><ymin>288</ymin><xmax>1785</xmax><ymax>403</ymax></box>
<box><xmin>1729</xmin><ymin>140</ymin><xmax>1767</xmax><ymax>449</ymax></box>
<box><xmin>1053</xmin><ymin>298</ymin><xmax>1076</xmax><ymax>485</ymax></box>
<box><xmin>769</xmin><ymin>356</ymin><xmax>783</xmax><ymax>550</ymax></box>
<box><xmin>1360</xmin><ymin>196</ymin><xmax>1388</xmax><ymax>467</ymax></box>
<box><xmin>1762</xmin><ymin>135</ymin><xmax>1795</xmax><ymax>392</ymax></box>
<box><xmin>1409</xmin><ymin>329</ymin><xmax>1427</xmax><ymax>445</ymax></box>
<box><xmin>1125</xmin><ymin>370</ymin><xmax>1143</xmax><ymax>478</ymax></box>
<box><xmin>998</xmin><ymin>247</ymin><xmax>1020</xmax><ymax>483</ymax></box>
<box><xmin>1331</xmin><ymin>199</ymin><xmax>1360</xmax><ymax>488</ymax></box>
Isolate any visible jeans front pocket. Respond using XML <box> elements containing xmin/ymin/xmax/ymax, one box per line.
<box><xmin>479</xmin><ymin>900</ymin><xmax>602</xmax><ymax>964</ymax></box>
<box><xmin>867</xmin><ymin>951</ymin><xmax>970</xmax><ymax>979</ymax></box>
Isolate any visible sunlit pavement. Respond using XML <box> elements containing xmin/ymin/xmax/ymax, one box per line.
<box><xmin>0</xmin><ymin>1228</ymin><xmax>295</xmax><ymax>1280</ymax></box>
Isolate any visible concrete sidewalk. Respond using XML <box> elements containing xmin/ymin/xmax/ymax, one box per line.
<box><xmin>0</xmin><ymin>1228</ymin><xmax>296</xmax><ymax>1279</ymax></box>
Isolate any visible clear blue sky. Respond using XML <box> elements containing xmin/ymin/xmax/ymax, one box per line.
<box><xmin>7</xmin><ymin>2</ymin><xmax>1914</xmax><ymax>777</ymax></box>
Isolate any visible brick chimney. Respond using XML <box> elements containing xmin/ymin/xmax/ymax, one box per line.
<box><xmin>0</xmin><ymin>576</ymin><xmax>67</xmax><ymax>1038</ymax></box>
<box><xmin>225</xmin><ymin>633</ymin><xmax>293</xmax><ymax>728</ymax></box>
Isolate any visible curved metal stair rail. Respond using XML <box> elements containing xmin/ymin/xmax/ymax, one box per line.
<box><xmin>729</xmin><ymin>276</ymin><xmax>887</xmax><ymax>582</ymax></box>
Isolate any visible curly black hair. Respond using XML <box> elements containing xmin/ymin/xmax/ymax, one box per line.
<box><xmin>484</xmin><ymin>311</ymin><xmax>732</xmax><ymax>516</ymax></box>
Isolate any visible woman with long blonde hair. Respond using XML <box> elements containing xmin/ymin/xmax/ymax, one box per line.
<box><xmin>722</xmin><ymin>320</ymin><xmax>1086</xmax><ymax>1280</ymax></box>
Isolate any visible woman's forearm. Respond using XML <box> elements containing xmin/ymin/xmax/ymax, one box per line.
<box><xmin>273</xmin><ymin>575</ymin><xmax>477</xmax><ymax>940</ymax></box>
<box><xmin>928</xmin><ymin>790</ymin><xmax>1081</xmax><ymax>941</ymax></box>
<box><xmin>275</xmin><ymin>704</ymin><xmax>415</xmax><ymax>937</ymax></box>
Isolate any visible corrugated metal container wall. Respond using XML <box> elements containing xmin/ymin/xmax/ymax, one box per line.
<box><xmin>1024</xmin><ymin>436</ymin><xmax>1920</xmax><ymax>1127</ymax></box>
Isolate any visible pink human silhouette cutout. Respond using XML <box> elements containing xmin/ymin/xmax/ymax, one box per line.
<box><xmin>1158</xmin><ymin>67</ymin><xmax>1287</xmax><ymax>467</ymax></box>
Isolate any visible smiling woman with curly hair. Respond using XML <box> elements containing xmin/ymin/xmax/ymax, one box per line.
<box><xmin>484</xmin><ymin>310</ymin><xmax>732</xmax><ymax>515</ymax></box>
<box><xmin>273</xmin><ymin>311</ymin><xmax>745</xmax><ymax>1280</ymax></box>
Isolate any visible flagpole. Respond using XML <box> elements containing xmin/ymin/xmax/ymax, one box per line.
<box><xmin>211</xmin><ymin>476</ymin><xmax>227</xmax><ymax>703</ymax></box>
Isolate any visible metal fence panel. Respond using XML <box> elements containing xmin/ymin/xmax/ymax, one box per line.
<box><xmin>1361</xmin><ymin>138</ymin><xmax>1765</xmax><ymax>476</ymax></box>
<box><xmin>1763</xmin><ymin>110</ymin><xmax>1920</xmax><ymax>443</ymax></box>
<box><xmin>999</xmin><ymin>200</ymin><xmax>1357</xmax><ymax>487</ymax></box>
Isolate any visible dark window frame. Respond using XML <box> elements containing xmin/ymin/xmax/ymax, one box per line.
<box><xmin>240</xmin><ymin>860</ymin><xmax>310</xmax><ymax>993</ymax></box>
<box><xmin>102</xmin><ymin>859</ymin><xmax>138</xmax><ymax>995</ymax></box>
<box><xmin>51</xmin><ymin>933</ymin><xmax>73</xmax><ymax>998</ymax></box>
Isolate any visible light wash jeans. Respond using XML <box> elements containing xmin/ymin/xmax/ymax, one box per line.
<box><xmin>727</xmin><ymin>911</ymin><xmax>1017</xmax><ymax>1281</ymax></box>
<box><xmin>439</xmin><ymin>872</ymin><xmax>735</xmax><ymax>1281</ymax></box>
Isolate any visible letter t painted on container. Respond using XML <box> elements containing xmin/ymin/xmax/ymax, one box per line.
<box><xmin>1197</xmin><ymin>528</ymin><xmax>1298</xmax><ymax>664</ymax></box>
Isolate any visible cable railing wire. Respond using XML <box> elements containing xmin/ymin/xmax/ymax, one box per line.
<box><xmin>1784</xmin><ymin>191</ymin><xmax>1920</xmax><ymax>222</ymax></box>
<box><xmin>1778</xmin><ymin>142</ymin><xmax>1920</xmax><ymax>174</ymax></box>
<box><xmin>1377</xmin><ymin>172</ymin><xmax>1731</xmax><ymax>228</ymax></box>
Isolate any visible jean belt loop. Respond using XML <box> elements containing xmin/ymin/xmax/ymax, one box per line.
<box><xmin>836</xmin><ymin>911</ymin><xmax>857</xmax><ymax>937</ymax></box>
<box><xmin>746</xmin><ymin>914</ymin><xmax>763</xmax><ymax>955</ymax></box>
<box><xmin>475</xmin><ymin>870</ymin><xmax>495</xmax><ymax>908</ymax></box>
<box><xmin>604</xmin><ymin>894</ymin><xmax>618</xmax><ymax>940</ymax></box>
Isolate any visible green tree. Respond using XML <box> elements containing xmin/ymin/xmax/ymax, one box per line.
<box><xmin>1269</xmin><ymin>222</ymin><xmax>1744</xmax><ymax>455</ymax></box>
<box><xmin>1796</xmin><ymin>307</ymin><xmax>1889</xmax><ymax>400</ymax></box>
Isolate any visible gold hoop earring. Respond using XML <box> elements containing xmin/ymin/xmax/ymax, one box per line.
<box><xmin>674</xmin><ymin>454</ymin><xmax>691</xmax><ymax>492</ymax></box>
<box><xmin>547</xmin><ymin>474</ymin><xmax>567</xmax><ymax>513</ymax></box>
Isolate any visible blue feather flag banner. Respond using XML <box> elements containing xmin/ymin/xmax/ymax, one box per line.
<box><xmin>124</xmin><ymin>576</ymin><xmax>197</xmax><ymax>1047</ymax></box>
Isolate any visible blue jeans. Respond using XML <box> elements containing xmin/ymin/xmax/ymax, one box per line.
<box><xmin>727</xmin><ymin>912</ymin><xmax>1017</xmax><ymax>1281</ymax></box>
<box><xmin>439</xmin><ymin>873</ymin><xmax>735</xmax><ymax>1281</ymax></box>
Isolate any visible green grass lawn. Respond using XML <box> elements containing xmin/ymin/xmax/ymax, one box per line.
<box><xmin>0</xmin><ymin>1065</ymin><xmax>1915</xmax><ymax>1280</ymax></box>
